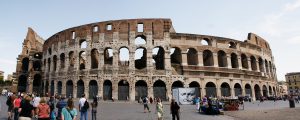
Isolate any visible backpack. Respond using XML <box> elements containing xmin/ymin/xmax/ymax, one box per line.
<box><xmin>81</xmin><ymin>100</ymin><xmax>89</xmax><ymax>111</ymax></box>
<box><xmin>143</xmin><ymin>98</ymin><xmax>147</xmax><ymax>103</ymax></box>
<box><xmin>6</xmin><ymin>96</ymin><xmax>12</xmax><ymax>106</ymax></box>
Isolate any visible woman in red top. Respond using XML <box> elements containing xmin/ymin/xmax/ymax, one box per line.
<box><xmin>13</xmin><ymin>95</ymin><xmax>22</xmax><ymax>120</ymax></box>
<box><xmin>36</xmin><ymin>98</ymin><xmax>50</xmax><ymax>120</ymax></box>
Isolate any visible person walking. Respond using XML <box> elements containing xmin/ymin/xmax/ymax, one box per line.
<box><xmin>61</xmin><ymin>99</ymin><xmax>77</xmax><ymax>120</ymax></box>
<box><xmin>170</xmin><ymin>99</ymin><xmax>180</xmax><ymax>120</ymax></box>
<box><xmin>56</xmin><ymin>96</ymin><xmax>67</xmax><ymax>120</ymax></box>
<box><xmin>78</xmin><ymin>94</ymin><xmax>89</xmax><ymax>120</ymax></box>
<box><xmin>13</xmin><ymin>95</ymin><xmax>22</xmax><ymax>120</ymax></box>
<box><xmin>91</xmin><ymin>96</ymin><xmax>98</xmax><ymax>120</ymax></box>
<box><xmin>156</xmin><ymin>98</ymin><xmax>164</xmax><ymax>120</ymax></box>
<box><xmin>33</xmin><ymin>94</ymin><xmax>41</xmax><ymax>112</ymax></box>
<box><xmin>195</xmin><ymin>97</ymin><xmax>200</xmax><ymax>111</ymax></box>
<box><xmin>36</xmin><ymin>98</ymin><xmax>50</xmax><ymax>120</ymax></box>
<box><xmin>6</xmin><ymin>93</ymin><xmax>16</xmax><ymax>120</ymax></box>
<box><xmin>47</xmin><ymin>96</ymin><xmax>56</xmax><ymax>120</ymax></box>
<box><xmin>143</xmin><ymin>96</ymin><xmax>150</xmax><ymax>113</ymax></box>
<box><xmin>18</xmin><ymin>95</ymin><xmax>35</xmax><ymax>120</ymax></box>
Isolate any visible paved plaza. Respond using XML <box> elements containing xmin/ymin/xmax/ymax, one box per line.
<box><xmin>0</xmin><ymin>96</ymin><xmax>299</xmax><ymax>120</ymax></box>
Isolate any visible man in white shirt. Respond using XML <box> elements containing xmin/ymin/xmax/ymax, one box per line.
<box><xmin>33</xmin><ymin>94</ymin><xmax>41</xmax><ymax>108</ymax></box>
<box><xmin>79</xmin><ymin>94</ymin><xmax>88</xmax><ymax>120</ymax></box>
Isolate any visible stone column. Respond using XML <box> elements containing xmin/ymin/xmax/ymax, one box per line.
<box><xmin>198</xmin><ymin>52</ymin><xmax>203</xmax><ymax>66</ymax></box>
<box><xmin>98</xmin><ymin>80</ymin><xmax>103</xmax><ymax>100</ymax></box>
<box><xmin>181</xmin><ymin>51</ymin><xmax>188</xmax><ymax>66</ymax></box>
<box><xmin>53</xmin><ymin>80</ymin><xmax>57</xmax><ymax>96</ymax></box>
<box><xmin>112</xmin><ymin>79</ymin><xmax>118</xmax><ymax>100</ymax></box>
<box><xmin>247</xmin><ymin>58</ymin><xmax>252</xmax><ymax>71</ymax></box>
<box><xmin>84</xmin><ymin>81</ymin><xmax>89</xmax><ymax>99</ymax></box>
<box><xmin>238</xmin><ymin>56</ymin><xmax>242</xmax><ymax>69</ymax></box>
<box><xmin>129</xmin><ymin>79</ymin><xmax>135</xmax><ymax>101</ymax></box>
<box><xmin>148</xmin><ymin>85</ymin><xmax>154</xmax><ymax>99</ymax></box>
<box><xmin>256</xmin><ymin>60</ymin><xmax>260</xmax><ymax>72</ymax></box>
<box><xmin>85</xmin><ymin>51</ymin><xmax>91</xmax><ymax>69</ymax></box>
<box><xmin>62</xmin><ymin>81</ymin><xmax>66</xmax><ymax>96</ymax></box>
<box><xmin>251</xmin><ymin>84</ymin><xmax>256</xmax><ymax>101</ymax></box>
<box><xmin>213</xmin><ymin>53</ymin><xmax>218</xmax><ymax>67</ymax></box>
<box><xmin>73</xmin><ymin>83</ymin><xmax>77</xmax><ymax>98</ymax></box>
<box><xmin>227</xmin><ymin>55</ymin><xmax>232</xmax><ymax>68</ymax></box>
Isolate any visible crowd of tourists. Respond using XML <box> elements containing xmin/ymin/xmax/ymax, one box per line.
<box><xmin>5</xmin><ymin>92</ymin><xmax>97</xmax><ymax>120</ymax></box>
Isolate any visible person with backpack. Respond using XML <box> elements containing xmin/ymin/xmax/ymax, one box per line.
<box><xmin>56</xmin><ymin>96</ymin><xmax>67</xmax><ymax>120</ymax></box>
<box><xmin>18</xmin><ymin>95</ymin><xmax>35</xmax><ymax>120</ymax></box>
<box><xmin>48</xmin><ymin>96</ymin><xmax>56</xmax><ymax>120</ymax></box>
<box><xmin>36</xmin><ymin>98</ymin><xmax>50</xmax><ymax>120</ymax></box>
<box><xmin>61</xmin><ymin>98</ymin><xmax>77</xmax><ymax>120</ymax></box>
<box><xmin>143</xmin><ymin>96</ymin><xmax>150</xmax><ymax>113</ymax></box>
<box><xmin>78</xmin><ymin>94</ymin><xmax>89</xmax><ymax>120</ymax></box>
<box><xmin>90</xmin><ymin>96</ymin><xmax>98</xmax><ymax>120</ymax></box>
<box><xmin>6</xmin><ymin>93</ymin><xmax>16</xmax><ymax>120</ymax></box>
<box><xmin>170</xmin><ymin>99</ymin><xmax>180</xmax><ymax>120</ymax></box>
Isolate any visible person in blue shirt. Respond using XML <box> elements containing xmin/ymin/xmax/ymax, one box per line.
<box><xmin>56</xmin><ymin>96</ymin><xmax>67</xmax><ymax>120</ymax></box>
<box><xmin>61</xmin><ymin>98</ymin><xmax>77</xmax><ymax>120</ymax></box>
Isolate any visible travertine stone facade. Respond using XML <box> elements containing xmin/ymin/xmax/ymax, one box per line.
<box><xmin>15</xmin><ymin>18</ymin><xmax>278</xmax><ymax>101</ymax></box>
<box><xmin>285</xmin><ymin>72</ymin><xmax>300</xmax><ymax>95</ymax></box>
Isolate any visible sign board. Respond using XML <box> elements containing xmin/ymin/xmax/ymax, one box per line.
<box><xmin>172</xmin><ymin>88</ymin><xmax>196</xmax><ymax>105</ymax></box>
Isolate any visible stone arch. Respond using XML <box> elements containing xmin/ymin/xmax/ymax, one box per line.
<box><xmin>32</xmin><ymin>74</ymin><xmax>42</xmax><ymax>95</ymax></box>
<box><xmin>91</xmin><ymin>49</ymin><xmax>99</xmax><ymax>69</ymax></box>
<box><xmin>241</xmin><ymin>54</ymin><xmax>248</xmax><ymax>69</ymax></box>
<box><xmin>89</xmin><ymin>80</ymin><xmax>98</xmax><ymax>99</ymax></box>
<box><xmin>187</xmin><ymin>48</ymin><xmax>198</xmax><ymax>65</ymax></box>
<box><xmin>119</xmin><ymin>47</ymin><xmax>129</xmax><ymax>66</ymax></box>
<box><xmin>172</xmin><ymin>80</ymin><xmax>184</xmax><ymax>89</ymax></box>
<box><xmin>205</xmin><ymin>82</ymin><xmax>216</xmax><ymax>97</ymax></box>
<box><xmin>203</xmin><ymin>50</ymin><xmax>214</xmax><ymax>66</ymax></box>
<box><xmin>60</xmin><ymin>53</ymin><xmax>65</xmax><ymax>69</ymax></box>
<box><xmin>269</xmin><ymin>86</ymin><xmax>273</xmax><ymax>95</ymax></box>
<box><xmin>152</xmin><ymin>46</ymin><xmax>165</xmax><ymax>70</ymax></box>
<box><xmin>258</xmin><ymin>57</ymin><xmax>264</xmax><ymax>72</ymax></box>
<box><xmin>231</xmin><ymin>53</ymin><xmax>239</xmax><ymax>68</ymax></box>
<box><xmin>66</xmin><ymin>80</ymin><xmax>73</xmax><ymax>98</ymax></box>
<box><xmin>171</xmin><ymin>47</ymin><xmax>183</xmax><ymax>74</ymax></box>
<box><xmin>80</xmin><ymin>39</ymin><xmax>87</xmax><ymax>49</ymax></box>
<box><xmin>50</xmin><ymin>80</ymin><xmax>54</xmax><ymax>96</ymax></box>
<box><xmin>189</xmin><ymin>81</ymin><xmax>200</xmax><ymax>97</ymax></box>
<box><xmin>135</xmin><ymin>80</ymin><xmax>148</xmax><ymax>100</ymax></box>
<box><xmin>69</xmin><ymin>51</ymin><xmax>75</xmax><ymax>67</ymax></box>
<box><xmin>47</xmin><ymin>58</ymin><xmax>51</xmax><ymax>71</ymax></box>
<box><xmin>250</xmin><ymin>56</ymin><xmax>257</xmax><ymax>71</ymax></box>
<box><xmin>57</xmin><ymin>81</ymin><xmax>62</xmax><ymax>95</ymax></box>
<box><xmin>34</xmin><ymin>53</ymin><xmax>42</xmax><ymax>59</ymax></box>
<box><xmin>228</xmin><ymin>41</ymin><xmax>237</xmax><ymax>48</ymax></box>
<box><xmin>234</xmin><ymin>83</ymin><xmax>242</xmax><ymax>97</ymax></box>
<box><xmin>262</xmin><ymin>85</ymin><xmax>268</xmax><ymax>97</ymax></box>
<box><xmin>53</xmin><ymin>55</ymin><xmax>57</xmax><ymax>71</ymax></box>
<box><xmin>104</xmin><ymin>48</ymin><xmax>113</xmax><ymax>65</ymax></box>
<box><xmin>33</xmin><ymin>60</ymin><xmax>42</xmax><ymax>71</ymax></box>
<box><xmin>153</xmin><ymin>80</ymin><xmax>167</xmax><ymax>101</ymax></box>
<box><xmin>135</xmin><ymin>35</ymin><xmax>146</xmax><ymax>45</ymax></box>
<box><xmin>76</xmin><ymin>80</ymin><xmax>84</xmax><ymax>98</ymax></box>
<box><xmin>245</xmin><ymin>84</ymin><xmax>252</xmax><ymax>97</ymax></box>
<box><xmin>103</xmin><ymin>80</ymin><xmax>112</xmax><ymax>100</ymax></box>
<box><xmin>200</xmin><ymin>38</ymin><xmax>212</xmax><ymax>46</ymax></box>
<box><xmin>221</xmin><ymin>82</ymin><xmax>231</xmax><ymax>97</ymax></box>
<box><xmin>22</xmin><ymin>57</ymin><xmax>29</xmax><ymax>72</ymax></box>
<box><xmin>79</xmin><ymin>51</ymin><xmax>86</xmax><ymax>70</ymax></box>
<box><xmin>254</xmin><ymin>84</ymin><xmax>261</xmax><ymax>99</ymax></box>
<box><xmin>265</xmin><ymin>60</ymin><xmax>269</xmax><ymax>74</ymax></box>
<box><xmin>135</xmin><ymin>47</ymin><xmax>147</xmax><ymax>69</ymax></box>
<box><xmin>118</xmin><ymin>80</ymin><xmax>129</xmax><ymax>100</ymax></box>
<box><xmin>18</xmin><ymin>75</ymin><xmax>27</xmax><ymax>92</ymax></box>
<box><xmin>218</xmin><ymin>50</ymin><xmax>227</xmax><ymax>67</ymax></box>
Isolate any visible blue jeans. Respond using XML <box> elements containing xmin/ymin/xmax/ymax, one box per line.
<box><xmin>80</xmin><ymin>111</ymin><xmax>88</xmax><ymax>120</ymax></box>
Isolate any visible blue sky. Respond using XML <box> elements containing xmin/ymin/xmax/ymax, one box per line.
<box><xmin>0</xmin><ymin>0</ymin><xmax>299</xmax><ymax>81</ymax></box>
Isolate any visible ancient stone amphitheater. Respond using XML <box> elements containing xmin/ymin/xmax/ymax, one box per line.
<box><xmin>15</xmin><ymin>18</ymin><xmax>278</xmax><ymax>101</ymax></box>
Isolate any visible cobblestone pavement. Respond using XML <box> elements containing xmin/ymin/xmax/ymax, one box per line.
<box><xmin>1</xmin><ymin>96</ymin><xmax>299</xmax><ymax>120</ymax></box>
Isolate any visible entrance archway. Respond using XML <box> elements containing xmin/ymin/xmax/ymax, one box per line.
<box><xmin>269</xmin><ymin>86</ymin><xmax>273</xmax><ymax>95</ymax></box>
<box><xmin>221</xmin><ymin>82</ymin><xmax>231</xmax><ymax>97</ymax></box>
<box><xmin>103</xmin><ymin>80</ymin><xmax>112</xmax><ymax>100</ymax></box>
<box><xmin>18</xmin><ymin>75</ymin><xmax>27</xmax><ymax>92</ymax></box>
<box><xmin>135</xmin><ymin>80</ymin><xmax>148</xmax><ymax>100</ymax></box>
<box><xmin>205</xmin><ymin>82</ymin><xmax>216</xmax><ymax>97</ymax></box>
<box><xmin>50</xmin><ymin>80</ymin><xmax>54</xmax><ymax>96</ymax></box>
<box><xmin>263</xmin><ymin>85</ymin><xmax>268</xmax><ymax>97</ymax></box>
<box><xmin>118</xmin><ymin>80</ymin><xmax>129</xmax><ymax>100</ymax></box>
<box><xmin>234</xmin><ymin>83</ymin><xmax>242</xmax><ymax>97</ymax></box>
<box><xmin>189</xmin><ymin>81</ymin><xmax>200</xmax><ymax>97</ymax></box>
<box><xmin>89</xmin><ymin>80</ymin><xmax>98</xmax><ymax>99</ymax></box>
<box><xmin>245</xmin><ymin>84</ymin><xmax>252</xmax><ymax>97</ymax></box>
<box><xmin>66</xmin><ymin>80</ymin><xmax>73</xmax><ymax>98</ymax></box>
<box><xmin>254</xmin><ymin>84</ymin><xmax>261</xmax><ymax>100</ymax></box>
<box><xmin>57</xmin><ymin>81</ymin><xmax>62</xmax><ymax>95</ymax></box>
<box><xmin>153</xmin><ymin>80</ymin><xmax>167</xmax><ymax>101</ymax></box>
<box><xmin>77</xmin><ymin>80</ymin><xmax>84</xmax><ymax>98</ymax></box>
<box><xmin>32</xmin><ymin>74</ymin><xmax>42</xmax><ymax>95</ymax></box>
<box><xmin>172</xmin><ymin>81</ymin><xmax>184</xmax><ymax>90</ymax></box>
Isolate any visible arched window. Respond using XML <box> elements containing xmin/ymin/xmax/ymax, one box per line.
<box><xmin>104</xmin><ymin>48</ymin><xmax>113</xmax><ymax>65</ymax></box>
<box><xmin>135</xmin><ymin>35</ymin><xmax>146</xmax><ymax>45</ymax></box>
<box><xmin>203</xmin><ymin>50</ymin><xmax>213</xmax><ymax>66</ymax></box>
<box><xmin>231</xmin><ymin>53</ymin><xmax>238</xmax><ymax>68</ymax></box>
<box><xmin>187</xmin><ymin>48</ymin><xmax>198</xmax><ymax>65</ymax></box>
<box><xmin>91</xmin><ymin>49</ymin><xmax>99</xmax><ymax>69</ymax></box>
<box><xmin>250</xmin><ymin>56</ymin><xmax>257</xmax><ymax>71</ymax></box>
<box><xmin>217</xmin><ymin>50</ymin><xmax>227</xmax><ymax>67</ymax></box>
<box><xmin>119</xmin><ymin>47</ymin><xmax>129</xmax><ymax>66</ymax></box>
<box><xmin>80</xmin><ymin>39</ymin><xmax>87</xmax><ymax>49</ymax></box>
<box><xmin>79</xmin><ymin>51</ymin><xmax>86</xmax><ymax>70</ymax></box>
<box><xmin>152</xmin><ymin>47</ymin><xmax>165</xmax><ymax>70</ymax></box>
<box><xmin>135</xmin><ymin>47</ymin><xmax>147</xmax><ymax>69</ymax></box>
<box><xmin>241</xmin><ymin>54</ymin><xmax>248</xmax><ymax>69</ymax></box>
<box><xmin>200</xmin><ymin>38</ymin><xmax>211</xmax><ymax>46</ymax></box>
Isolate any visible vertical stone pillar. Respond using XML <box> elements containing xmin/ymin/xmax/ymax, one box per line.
<box><xmin>248</xmin><ymin>58</ymin><xmax>252</xmax><ymax>71</ymax></box>
<box><xmin>62</xmin><ymin>81</ymin><xmax>66</xmax><ymax>96</ymax></box>
<box><xmin>112</xmin><ymin>79</ymin><xmax>118</xmax><ymax>100</ymax></box>
<box><xmin>213</xmin><ymin>53</ymin><xmax>218</xmax><ymax>67</ymax></box>
<box><xmin>148</xmin><ymin>84</ymin><xmax>154</xmax><ymax>99</ymax></box>
<box><xmin>65</xmin><ymin>55</ymin><xmax>69</xmax><ymax>72</ymax></box>
<box><xmin>53</xmin><ymin>80</ymin><xmax>57</xmax><ymax>96</ymax></box>
<box><xmin>256</xmin><ymin>60</ymin><xmax>260</xmax><ymax>72</ymax></box>
<box><xmin>238</xmin><ymin>56</ymin><xmax>242</xmax><ymax>69</ymax></box>
<box><xmin>198</xmin><ymin>52</ymin><xmax>203</xmax><ymax>66</ymax></box>
<box><xmin>73</xmin><ymin>83</ymin><xmax>77</xmax><ymax>98</ymax></box>
<box><xmin>251</xmin><ymin>84</ymin><xmax>256</xmax><ymax>101</ymax></box>
<box><xmin>98</xmin><ymin>80</ymin><xmax>103</xmax><ymax>100</ymax></box>
<box><xmin>216</xmin><ymin>87</ymin><xmax>221</xmax><ymax>98</ymax></box>
<box><xmin>85</xmin><ymin>51</ymin><xmax>91</xmax><ymax>70</ymax></box>
<box><xmin>227</xmin><ymin>55</ymin><xmax>232</xmax><ymax>68</ymax></box>
<box><xmin>129</xmin><ymin>79</ymin><xmax>135</xmax><ymax>101</ymax></box>
<box><xmin>84</xmin><ymin>80</ymin><xmax>89</xmax><ymax>99</ymax></box>
<box><xmin>181</xmin><ymin>51</ymin><xmax>188</xmax><ymax>66</ymax></box>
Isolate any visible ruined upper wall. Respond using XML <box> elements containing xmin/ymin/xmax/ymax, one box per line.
<box><xmin>246</xmin><ymin>33</ymin><xmax>271</xmax><ymax>50</ymax></box>
<box><xmin>44</xmin><ymin>18</ymin><xmax>173</xmax><ymax>51</ymax></box>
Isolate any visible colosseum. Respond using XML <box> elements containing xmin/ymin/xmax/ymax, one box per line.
<box><xmin>14</xmin><ymin>18</ymin><xmax>278</xmax><ymax>101</ymax></box>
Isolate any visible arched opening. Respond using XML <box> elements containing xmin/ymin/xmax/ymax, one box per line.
<box><xmin>263</xmin><ymin>85</ymin><xmax>268</xmax><ymax>97</ymax></box>
<box><xmin>57</xmin><ymin>81</ymin><xmax>62</xmax><ymax>95</ymax></box>
<box><xmin>172</xmin><ymin>81</ymin><xmax>184</xmax><ymax>90</ymax></box>
<box><xmin>47</xmin><ymin>58</ymin><xmax>51</xmax><ymax>71</ymax></box>
<box><xmin>135</xmin><ymin>80</ymin><xmax>148</xmax><ymax>100</ymax></box>
<box><xmin>135</xmin><ymin>47</ymin><xmax>147</xmax><ymax>69</ymax></box>
<box><xmin>53</xmin><ymin>55</ymin><xmax>57</xmax><ymax>71</ymax></box>
<box><xmin>250</xmin><ymin>56</ymin><xmax>257</xmax><ymax>71</ymax></box>
<box><xmin>119</xmin><ymin>47</ymin><xmax>129</xmax><ymax>66</ymax></box>
<box><xmin>228</xmin><ymin>42</ymin><xmax>236</xmax><ymax>48</ymax></box>
<box><xmin>187</xmin><ymin>48</ymin><xmax>198</xmax><ymax>65</ymax></box>
<box><xmin>66</xmin><ymin>80</ymin><xmax>73</xmax><ymax>98</ymax></box>
<box><xmin>200</xmin><ymin>38</ymin><xmax>211</xmax><ymax>46</ymax></box>
<box><xmin>269</xmin><ymin>61</ymin><xmax>273</xmax><ymax>75</ymax></box>
<box><xmin>153</xmin><ymin>80</ymin><xmax>167</xmax><ymax>101</ymax></box>
<box><xmin>231</xmin><ymin>53</ymin><xmax>239</xmax><ymax>68</ymax></box>
<box><xmin>135</xmin><ymin>35</ymin><xmax>146</xmax><ymax>45</ymax></box>
<box><xmin>241</xmin><ymin>54</ymin><xmax>248</xmax><ymax>69</ymax></box>
<box><xmin>218</xmin><ymin>50</ymin><xmax>227</xmax><ymax>67</ymax></box>
<box><xmin>118</xmin><ymin>80</ymin><xmax>129</xmax><ymax>100</ymax></box>
<box><xmin>60</xmin><ymin>53</ymin><xmax>65</xmax><ymax>69</ymax></box>
<box><xmin>273</xmin><ymin>87</ymin><xmax>276</xmax><ymax>96</ymax></box>
<box><xmin>50</xmin><ymin>80</ymin><xmax>54</xmax><ymax>96</ymax></box>
<box><xmin>104</xmin><ymin>48</ymin><xmax>113</xmax><ymax>65</ymax></box>
<box><xmin>203</xmin><ymin>50</ymin><xmax>214</xmax><ymax>66</ymax></box>
<box><xmin>221</xmin><ymin>82</ymin><xmax>231</xmax><ymax>97</ymax></box>
<box><xmin>79</xmin><ymin>51</ymin><xmax>86</xmax><ymax>70</ymax></box>
<box><xmin>189</xmin><ymin>81</ymin><xmax>200</xmax><ymax>97</ymax></box>
<box><xmin>152</xmin><ymin>46</ymin><xmax>165</xmax><ymax>70</ymax></box>
<box><xmin>80</xmin><ymin>39</ymin><xmax>87</xmax><ymax>49</ymax></box>
<box><xmin>89</xmin><ymin>80</ymin><xmax>98</xmax><ymax>99</ymax></box>
<box><xmin>171</xmin><ymin>47</ymin><xmax>183</xmax><ymax>74</ymax></box>
<box><xmin>22</xmin><ymin>57</ymin><xmax>29</xmax><ymax>72</ymax></box>
<box><xmin>18</xmin><ymin>75</ymin><xmax>27</xmax><ymax>92</ymax></box>
<box><xmin>258</xmin><ymin>57</ymin><xmax>264</xmax><ymax>72</ymax></box>
<box><xmin>269</xmin><ymin>86</ymin><xmax>273</xmax><ymax>95</ymax></box>
<box><xmin>234</xmin><ymin>83</ymin><xmax>242</xmax><ymax>97</ymax></box>
<box><xmin>103</xmin><ymin>80</ymin><xmax>112</xmax><ymax>100</ymax></box>
<box><xmin>245</xmin><ymin>84</ymin><xmax>252</xmax><ymax>97</ymax></box>
<box><xmin>76</xmin><ymin>80</ymin><xmax>84</xmax><ymax>98</ymax></box>
<box><xmin>32</xmin><ymin>74</ymin><xmax>42</xmax><ymax>95</ymax></box>
<box><xmin>69</xmin><ymin>51</ymin><xmax>75</xmax><ymax>67</ymax></box>
<box><xmin>254</xmin><ymin>84</ymin><xmax>261</xmax><ymax>100</ymax></box>
<box><xmin>91</xmin><ymin>49</ymin><xmax>99</xmax><ymax>69</ymax></box>
<box><xmin>33</xmin><ymin>60</ymin><xmax>42</xmax><ymax>71</ymax></box>
<box><xmin>205</xmin><ymin>82</ymin><xmax>216</xmax><ymax>97</ymax></box>
<box><xmin>265</xmin><ymin>60</ymin><xmax>269</xmax><ymax>74</ymax></box>
<box><xmin>34</xmin><ymin>53</ymin><xmax>42</xmax><ymax>59</ymax></box>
